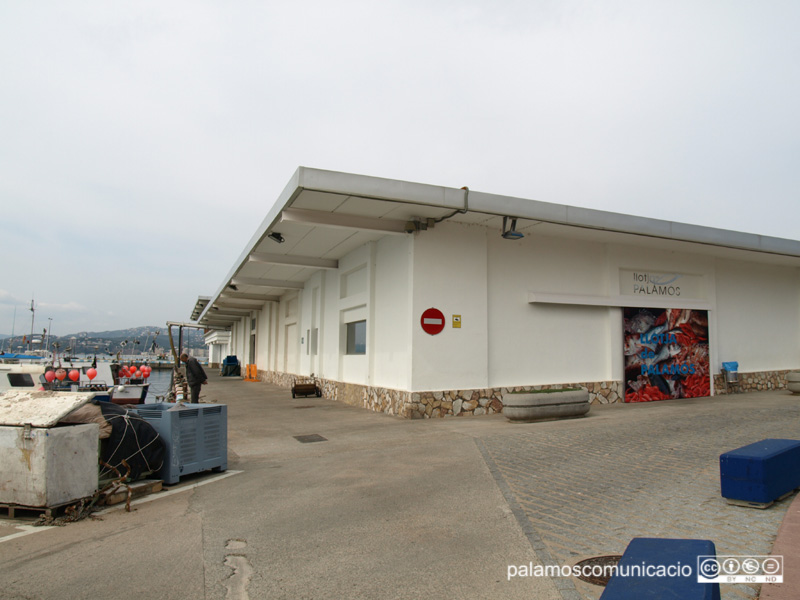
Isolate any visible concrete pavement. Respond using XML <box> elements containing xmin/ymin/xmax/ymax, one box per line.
<box><xmin>1</xmin><ymin>375</ymin><xmax>798</xmax><ymax>599</ymax></box>
<box><xmin>0</xmin><ymin>375</ymin><xmax>558</xmax><ymax>600</ymax></box>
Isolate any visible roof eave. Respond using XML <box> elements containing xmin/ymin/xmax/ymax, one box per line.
<box><xmin>197</xmin><ymin>168</ymin><xmax>800</xmax><ymax>322</ymax></box>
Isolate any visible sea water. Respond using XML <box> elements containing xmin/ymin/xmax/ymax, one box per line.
<box><xmin>144</xmin><ymin>368</ymin><xmax>174</xmax><ymax>401</ymax></box>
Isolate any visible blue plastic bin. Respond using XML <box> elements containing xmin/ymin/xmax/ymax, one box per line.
<box><xmin>601</xmin><ymin>538</ymin><xmax>720</xmax><ymax>599</ymax></box>
<box><xmin>720</xmin><ymin>438</ymin><xmax>800</xmax><ymax>505</ymax></box>
<box><xmin>721</xmin><ymin>362</ymin><xmax>739</xmax><ymax>384</ymax></box>
<box><xmin>221</xmin><ymin>355</ymin><xmax>240</xmax><ymax>377</ymax></box>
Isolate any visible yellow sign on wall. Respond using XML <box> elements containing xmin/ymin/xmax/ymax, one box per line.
<box><xmin>452</xmin><ymin>315</ymin><xmax>461</xmax><ymax>328</ymax></box>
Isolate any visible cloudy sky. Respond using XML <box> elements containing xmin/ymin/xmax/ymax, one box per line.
<box><xmin>1</xmin><ymin>1</ymin><xmax>798</xmax><ymax>338</ymax></box>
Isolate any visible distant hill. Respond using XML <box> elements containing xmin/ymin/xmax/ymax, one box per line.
<box><xmin>1</xmin><ymin>326</ymin><xmax>206</xmax><ymax>356</ymax></box>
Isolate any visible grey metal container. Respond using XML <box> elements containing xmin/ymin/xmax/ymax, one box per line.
<box><xmin>131</xmin><ymin>403</ymin><xmax>227</xmax><ymax>484</ymax></box>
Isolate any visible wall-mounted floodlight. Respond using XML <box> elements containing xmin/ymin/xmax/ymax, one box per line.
<box><xmin>227</xmin><ymin>284</ymin><xmax>239</xmax><ymax>291</ymax></box>
<box><xmin>404</xmin><ymin>219</ymin><xmax>433</xmax><ymax>233</ymax></box>
<box><xmin>268</xmin><ymin>232</ymin><xmax>285</xmax><ymax>243</ymax></box>
<box><xmin>502</xmin><ymin>217</ymin><xmax>524</xmax><ymax>240</ymax></box>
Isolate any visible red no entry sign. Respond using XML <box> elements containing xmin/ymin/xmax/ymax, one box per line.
<box><xmin>420</xmin><ymin>308</ymin><xmax>445</xmax><ymax>335</ymax></box>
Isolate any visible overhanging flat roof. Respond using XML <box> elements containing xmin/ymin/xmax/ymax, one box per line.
<box><xmin>191</xmin><ymin>296</ymin><xmax>211</xmax><ymax>321</ymax></box>
<box><xmin>194</xmin><ymin>167</ymin><xmax>800</xmax><ymax>326</ymax></box>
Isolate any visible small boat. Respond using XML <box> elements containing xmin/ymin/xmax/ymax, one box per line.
<box><xmin>51</xmin><ymin>361</ymin><xmax>152</xmax><ymax>404</ymax></box>
<box><xmin>0</xmin><ymin>359</ymin><xmax>152</xmax><ymax>404</ymax></box>
<box><xmin>0</xmin><ymin>361</ymin><xmax>48</xmax><ymax>393</ymax></box>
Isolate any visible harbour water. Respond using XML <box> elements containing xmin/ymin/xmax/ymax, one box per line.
<box><xmin>144</xmin><ymin>368</ymin><xmax>174</xmax><ymax>402</ymax></box>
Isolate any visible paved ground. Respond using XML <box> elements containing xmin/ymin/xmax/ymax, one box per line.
<box><xmin>476</xmin><ymin>393</ymin><xmax>800</xmax><ymax>599</ymax></box>
<box><xmin>0</xmin><ymin>376</ymin><xmax>798</xmax><ymax>599</ymax></box>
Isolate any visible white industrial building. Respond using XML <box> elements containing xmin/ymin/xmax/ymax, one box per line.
<box><xmin>192</xmin><ymin>167</ymin><xmax>800</xmax><ymax>417</ymax></box>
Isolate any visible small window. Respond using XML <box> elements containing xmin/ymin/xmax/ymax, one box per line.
<box><xmin>8</xmin><ymin>373</ymin><xmax>35</xmax><ymax>387</ymax></box>
<box><xmin>346</xmin><ymin>320</ymin><xmax>366</xmax><ymax>355</ymax></box>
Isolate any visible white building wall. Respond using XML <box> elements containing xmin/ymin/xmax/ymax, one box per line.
<box><xmin>237</xmin><ymin>317</ymin><xmax>249</xmax><ymax>366</ymax></box>
<box><xmin>373</xmin><ymin>235</ymin><xmax>413</xmax><ymax>390</ymax></box>
<box><xmin>204</xmin><ymin>330</ymin><xmax>232</xmax><ymax>366</ymax></box>
<box><xmin>714</xmin><ymin>259</ymin><xmax>800</xmax><ymax>372</ymax></box>
<box><xmin>299</xmin><ymin>271</ymin><xmax>325</xmax><ymax>377</ymax></box>
<box><xmin>411</xmin><ymin>222</ymin><xmax>489</xmax><ymax>391</ymax></box>
<box><xmin>319</xmin><ymin>268</ymin><xmax>340</xmax><ymax>381</ymax></box>
<box><xmin>252</xmin><ymin>235</ymin><xmax>415</xmax><ymax>389</ymax></box>
<box><xmin>487</xmin><ymin>232</ymin><xmax>612</xmax><ymax>387</ymax></box>
<box><xmin>488</xmin><ymin>237</ymin><xmax>725</xmax><ymax>387</ymax></box>
<box><xmin>223</xmin><ymin>317</ymin><xmax>248</xmax><ymax>369</ymax></box>
<box><xmin>336</xmin><ymin>244</ymin><xmax>371</xmax><ymax>385</ymax></box>
<box><xmin>279</xmin><ymin>292</ymin><xmax>300</xmax><ymax>375</ymax></box>
<box><xmin>224</xmin><ymin>320</ymin><xmax>236</xmax><ymax>362</ymax></box>
<box><xmin>255</xmin><ymin>300</ymin><xmax>273</xmax><ymax>369</ymax></box>
<box><xmin>242</xmin><ymin>219</ymin><xmax>799</xmax><ymax>396</ymax></box>
<box><xmin>269</xmin><ymin>300</ymin><xmax>280</xmax><ymax>372</ymax></box>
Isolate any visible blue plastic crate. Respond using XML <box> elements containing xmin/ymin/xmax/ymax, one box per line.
<box><xmin>601</xmin><ymin>538</ymin><xmax>720</xmax><ymax>599</ymax></box>
<box><xmin>720</xmin><ymin>439</ymin><xmax>800</xmax><ymax>505</ymax></box>
<box><xmin>131</xmin><ymin>403</ymin><xmax>228</xmax><ymax>484</ymax></box>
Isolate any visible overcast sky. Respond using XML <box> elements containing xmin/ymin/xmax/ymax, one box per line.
<box><xmin>1</xmin><ymin>1</ymin><xmax>798</xmax><ymax>338</ymax></box>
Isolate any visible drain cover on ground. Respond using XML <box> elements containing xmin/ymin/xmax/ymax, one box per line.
<box><xmin>574</xmin><ymin>555</ymin><xmax>623</xmax><ymax>586</ymax></box>
<box><xmin>293</xmin><ymin>434</ymin><xmax>328</xmax><ymax>443</ymax></box>
<box><xmin>293</xmin><ymin>405</ymin><xmax>316</xmax><ymax>409</ymax></box>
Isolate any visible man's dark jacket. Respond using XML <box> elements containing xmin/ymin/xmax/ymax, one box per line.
<box><xmin>185</xmin><ymin>356</ymin><xmax>207</xmax><ymax>386</ymax></box>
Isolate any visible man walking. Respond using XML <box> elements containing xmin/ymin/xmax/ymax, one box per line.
<box><xmin>180</xmin><ymin>352</ymin><xmax>207</xmax><ymax>403</ymax></box>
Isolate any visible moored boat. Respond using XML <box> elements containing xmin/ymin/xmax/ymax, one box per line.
<box><xmin>50</xmin><ymin>361</ymin><xmax>152</xmax><ymax>404</ymax></box>
<box><xmin>0</xmin><ymin>361</ymin><xmax>48</xmax><ymax>393</ymax></box>
<box><xmin>0</xmin><ymin>359</ymin><xmax>152</xmax><ymax>404</ymax></box>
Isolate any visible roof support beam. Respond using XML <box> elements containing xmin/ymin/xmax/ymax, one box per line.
<box><xmin>210</xmin><ymin>318</ymin><xmax>250</xmax><ymax>325</ymax></box>
<box><xmin>248</xmin><ymin>252</ymin><xmax>338</xmax><ymax>270</ymax></box>
<box><xmin>280</xmin><ymin>207</ymin><xmax>407</xmax><ymax>234</ymax></box>
<box><xmin>215</xmin><ymin>301</ymin><xmax>274</xmax><ymax>310</ymax></box>
<box><xmin>220</xmin><ymin>292</ymin><xmax>280</xmax><ymax>302</ymax></box>
<box><xmin>210</xmin><ymin>308</ymin><xmax>253</xmax><ymax>316</ymax></box>
<box><xmin>199</xmin><ymin>318</ymin><xmax>237</xmax><ymax>326</ymax></box>
<box><xmin>213</xmin><ymin>304</ymin><xmax>261</xmax><ymax>313</ymax></box>
<box><xmin>230</xmin><ymin>277</ymin><xmax>305</xmax><ymax>290</ymax></box>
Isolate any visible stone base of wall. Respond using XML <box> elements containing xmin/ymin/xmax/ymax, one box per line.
<box><xmin>254</xmin><ymin>369</ymin><xmax>793</xmax><ymax>418</ymax></box>
<box><xmin>712</xmin><ymin>370</ymin><xmax>792</xmax><ymax>394</ymax></box>
<box><xmin>259</xmin><ymin>370</ymin><xmax>296</xmax><ymax>388</ymax></box>
<box><xmin>257</xmin><ymin>370</ymin><xmax>623</xmax><ymax>419</ymax></box>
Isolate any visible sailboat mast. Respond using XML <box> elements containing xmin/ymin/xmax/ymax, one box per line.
<box><xmin>28</xmin><ymin>298</ymin><xmax>35</xmax><ymax>352</ymax></box>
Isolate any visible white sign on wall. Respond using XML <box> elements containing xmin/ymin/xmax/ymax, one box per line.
<box><xmin>619</xmin><ymin>269</ymin><xmax>705</xmax><ymax>301</ymax></box>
